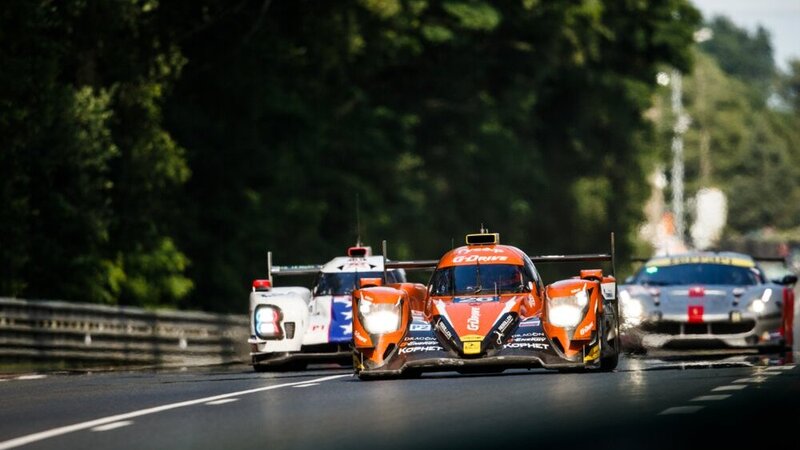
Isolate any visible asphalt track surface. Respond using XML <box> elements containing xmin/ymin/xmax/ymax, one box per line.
<box><xmin>1</xmin><ymin>292</ymin><xmax>797</xmax><ymax>450</ymax></box>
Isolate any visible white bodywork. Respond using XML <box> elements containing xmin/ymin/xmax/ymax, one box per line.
<box><xmin>248</xmin><ymin>287</ymin><xmax>312</xmax><ymax>354</ymax></box>
<box><xmin>249</xmin><ymin>255</ymin><xmax>389</xmax><ymax>363</ymax></box>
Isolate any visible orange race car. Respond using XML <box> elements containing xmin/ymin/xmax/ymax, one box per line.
<box><xmin>351</xmin><ymin>231</ymin><xmax>621</xmax><ymax>379</ymax></box>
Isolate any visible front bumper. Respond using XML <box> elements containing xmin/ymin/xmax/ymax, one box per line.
<box><xmin>622</xmin><ymin>314</ymin><xmax>784</xmax><ymax>350</ymax></box>
<box><xmin>251</xmin><ymin>343</ymin><xmax>351</xmax><ymax>366</ymax></box>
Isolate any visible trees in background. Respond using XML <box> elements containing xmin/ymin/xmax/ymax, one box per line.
<box><xmin>2</xmin><ymin>1</ymin><xmax>704</xmax><ymax>311</ymax></box>
<box><xmin>0</xmin><ymin>1</ymin><xmax>191</xmax><ymax>306</ymax></box>
<box><xmin>655</xmin><ymin>16</ymin><xmax>800</xmax><ymax>244</ymax></box>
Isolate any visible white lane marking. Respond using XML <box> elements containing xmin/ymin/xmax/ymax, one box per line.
<box><xmin>733</xmin><ymin>377</ymin><xmax>767</xmax><ymax>383</ymax></box>
<box><xmin>292</xmin><ymin>383</ymin><xmax>320</xmax><ymax>388</ymax></box>
<box><xmin>755</xmin><ymin>371</ymin><xmax>781</xmax><ymax>376</ymax></box>
<box><xmin>659</xmin><ymin>406</ymin><xmax>704</xmax><ymax>415</ymax></box>
<box><xmin>0</xmin><ymin>374</ymin><xmax>349</xmax><ymax>450</ymax></box>
<box><xmin>15</xmin><ymin>375</ymin><xmax>46</xmax><ymax>381</ymax></box>
<box><xmin>712</xmin><ymin>385</ymin><xmax>747</xmax><ymax>392</ymax></box>
<box><xmin>692</xmin><ymin>395</ymin><xmax>731</xmax><ymax>401</ymax></box>
<box><xmin>90</xmin><ymin>421</ymin><xmax>133</xmax><ymax>432</ymax></box>
<box><xmin>205</xmin><ymin>399</ymin><xmax>239</xmax><ymax>406</ymax></box>
<box><xmin>764</xmin><ymin>365</ymin><xmax>795</xmax><ymax>371</ymax></box>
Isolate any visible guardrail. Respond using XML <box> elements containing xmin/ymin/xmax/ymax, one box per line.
<box><xmin>0</xmin><ymin>297</ymin><xmax>249</xmax><ymax>368</ymax></box>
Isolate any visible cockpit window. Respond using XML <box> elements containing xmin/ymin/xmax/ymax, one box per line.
<box><xmin>632</xmin><ymin>263</ymin><xmax>761</xmax><ymax>286</ymax></box>
<box><xmin>313</xmin><ymin>270</ymin><xmax>404</xmax><ymax>296</ymax></box>
<box><xmin>429</xmin><ymin>264</ymin><xmax>532</xmax><ymax>296</ymax></box>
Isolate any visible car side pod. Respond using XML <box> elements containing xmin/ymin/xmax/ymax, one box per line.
<box><xmin>543</xmin><ymin>275</ymin><xmax>609</xmax><ymax>365</ymax></box>
<box><xmin>351</xmin><ymin>286</ymin><xmax>412</xmax><ymax>372</ymax></box>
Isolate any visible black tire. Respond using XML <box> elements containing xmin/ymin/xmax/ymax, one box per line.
<box><xmin>598</xmin><ymin>307</ymin><xmax>620</xmax><ymax>372</ymax></box>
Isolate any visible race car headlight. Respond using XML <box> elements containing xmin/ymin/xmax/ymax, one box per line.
<box><xmin>359</xmin><ymin>296</ymin><xmax>403</xmax><ymax>334</ymax></box>
<box><xmin>619</xmin><ymin>291</ymin><xmax>644</xmax><ymax>326</ymax></box>
<box><xmin>748</xmin><ymin>289</ymin><xmax>773</xmax><ymax>314</ymax></box>
<box><xmin>749</xmin><ymin>299</ymin><xmax>765</xmax><ymax>313</ymax></box>
<box><xmin>254</xmin><ymin>306</ymin><xmax>281</xmax><ymax>338</ymax></box>
<box><xmin>548</xmin><ymin>291</ymin><xmax>588</xmax><ymax>328</ymax></box>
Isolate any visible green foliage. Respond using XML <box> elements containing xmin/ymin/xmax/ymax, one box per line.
<box><xmin>700</xmin><ymin>16</ymin><xmax>775</xmax><ymax>100</ymax></box>
<box><xmin>652</xmin><ymin>19</ymin><xmax>800</xmax><ymax>244</ymax></box>
<box><xmin>0</xmin><ymin>0</ymin><xmax>191</xmax><ymax>306</ymax></box>
<box><xmin>2</xmin><ymin>0</ymin><xmax>702</xmax><ymax>311</ymax></box>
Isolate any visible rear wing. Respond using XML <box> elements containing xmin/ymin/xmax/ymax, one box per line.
<box><xmin>528</xmin><ymin>232</ymin><xmax>617</xmax><ymax>283</ymax></box>
<box><xmin>266</xmin><ymin>252</ymin><xmax>321</xmax><ymax>284</ymax></box>
<box><xmin>380</xmin><ymin>240</ymin><xmax>439</xmax><ymax>273</ymax></box>
<box><xmin>379</xmin><ymin>232</ymin><xmax>618</xmax><ymax>281</ymax></box>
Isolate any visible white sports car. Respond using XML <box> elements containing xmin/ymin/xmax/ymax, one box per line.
<box><xmin>248</xmin><ymin>246</ymin><xmax>405</xmax><ymax>371</ymax></box>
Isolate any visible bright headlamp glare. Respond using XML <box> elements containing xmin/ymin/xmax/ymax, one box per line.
<box><xmin>548</xmin><ymin>290</ymin><xmax>588</xmax><ymax>328</ymax></box>
<box><xmin>359</xmin><ymin>295</ymin><xmax>403</xmax><ymax>334</ymax></box>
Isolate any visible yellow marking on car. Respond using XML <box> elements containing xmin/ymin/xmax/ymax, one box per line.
<box><xmin>463</xmin><ymin>341</ymin><xmax>481</xmax><ymax>354</ymax></box>
<box><xmin>645</xmin><ymin>256</ymin><xmax>754</xmax><ymax>268</ymax></box>
<box><xmin>583</xmin><ymin>344</ymin><xmax>600</xmax><ymax>362</ymax></box>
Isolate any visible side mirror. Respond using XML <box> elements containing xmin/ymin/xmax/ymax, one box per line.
<box><xmin>778</xmin><ymin>274</ymin><xmax>798</xmax><ymax>286</ymax></box>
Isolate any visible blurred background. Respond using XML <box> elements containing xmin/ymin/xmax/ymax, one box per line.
<box><xmin>1</xmin><ymin>0</ymin><xmax>798</xmax><ymax>313</ymax></box>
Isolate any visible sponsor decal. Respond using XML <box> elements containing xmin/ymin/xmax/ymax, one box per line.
<box><xmin>400</xmin><ymin>345</ymin><xmax>443</xmax><ymax>354</ymax></box>
<box><xmin>410</xmin><ymin>323</ymin><xmax>432</xmax><ymax>331</ymax></box>
<box><xmin>467</xmin><ymin>307</ymin><xmax>481</xmax><ymax>331</ymax></box>
<box><xmin>461</xmin><ymin>334</ymin><xmax>484</xmax><ymax>342</ymax></box>
<box><xmin>463</xmin><ymin>341</ymin><xmax>481</xmax><ymax>354</ymax></box>
<box><xmin>452</xmin><ymin>255</ymin><xmax>509</xmax><ymax>263</ymax></box>
<box><xmin>436</xmin><ymin>319</ymin><xmax>453</xmax><ymax>340</ymax></box>
<box><xmin>455</xmin><ymin>247</ymin><xmax>506</xmax><ymax>255</ymax></box>
<box><xmin>519</xmin><ymin>319</ymin><xmax>541</xmax><ymax>328</ymax></box>
<box><xmin>454</xmin><ymin>296</ymin><xmax>498</xmax><ymax>303</ymax></box>
<box><xmin>400</xmin><ymin>337</ymin><xmax>439</xmax><ymax>348</ymax></box>
<box><xmin>510</xmin><ymin>336</ymin><xmax>547</xmax><ymax>343</ymax></box>
<box><xmin>497</xmin><ymin>315</ymin><xmax>514</xmax><ymax>333</ymax></box>
<box><xmin>646</xmin><ymin>255</ymin><xmax>755</xmax><ymax>268</ymax></box>
<box><xmin>504</xmin><ymin>342</ymin><xmax>549</xmax><ymax>350</ymax></box>
<box><xmin>516</xmin><ymin>331</ymin><xmax>545</xmax><ymax>337</ymax></box>
<box><xmin>354</xmin><ymin>330</ymin><xmax>368</xmax><ymax>344</ymax></box>
<box><xmin>601</xmin><ymin>282</ymin><xmax>615</xmax><ymax>300</ymax></box>
<box><xmin>579</xmin><ymin>321</ymin><xmax>594</xmax><ymax>336</ymax></box>
<box><xmin>493</xmin><ymin>330</ymin><xmax>504</xmax><ymax>345</ymax></box>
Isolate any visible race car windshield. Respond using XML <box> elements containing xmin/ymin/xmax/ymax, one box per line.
<box><xmin>313</xmin><ymin>271</ymin><xmax>401</xmax><ymax>296</ymax></box>
<box><xmin>430</xmin><ymin>264</ymin><xmax>529</xmax><ymax>296</ymax></box>
<box><xmin>633</xmin><ymin>263</ymin><xmax>760</xmax><ymax>286</ymax></box>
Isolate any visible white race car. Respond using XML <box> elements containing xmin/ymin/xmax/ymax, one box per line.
<box><xmin>248</xmin><ymin>246</ymin><xmax>406</xmax><ymax>371</ymax></box>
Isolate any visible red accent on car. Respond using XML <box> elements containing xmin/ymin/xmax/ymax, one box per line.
<box><xmin>348</xmin><ymin>247</ymin><xmax>368</xmax><ymax>257</ymax></box>
<box><xmin>252</xmin><ymin>279</ymin><xmax>272</xmax><ymax>291</ymax></box>
<box><xmin>688</xmin><ymin>286</ymin><xmax>705</xmax><ymax>297</ymax></box>
<box><xmin>783</xmin><ymin>288</ymin><xmax>795</xmax><ymax>347</ymax></box>
<box><xmin>688</xmin><ymin>305</ymin><xmax>704</xmax><ymax>323</ymax></box>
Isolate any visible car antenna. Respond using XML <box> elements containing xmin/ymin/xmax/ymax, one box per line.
<box><xmin>382</xmin><ymin>239</ymin><xmax>388</xmax><ymax>283</ymax></box>
<box><xmin>355</xmin><ymin>193</ymin><xmax>363</xmax><ymax>247</ymax></box>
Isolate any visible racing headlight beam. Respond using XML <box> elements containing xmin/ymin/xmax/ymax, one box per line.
<box><xmin>750</xmin><ymin>299</ymin><xmax>765</xmax><ymax>313</ymax></box>
<box><xmin>360</xmin><ymin>296</ymin><xmax>403</xmax><ymax>334</ymax></box>
<box><xmin>254</xmin><ymin>306</ymin><xmax>281</xmax><ymax>338</ymax></box>
<box><xmin>548</xmin><ymin>290</ymin><xmax>588</xmax><ymax>328</ymax></box>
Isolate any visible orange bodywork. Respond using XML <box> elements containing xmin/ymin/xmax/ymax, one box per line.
<box><xmin>542</xmin><ymin>273</ymin><xmax>615</xmax><ymax>359</ymax></box>
<box><xmin>438</xmin><ymin>245</ymin><xmax>526</xmax><ymax>268</ymax></box>
<box><xmin>352</xmin><ymin>240</ymin><xmax>615</xmax><ymax>369</ymax></box>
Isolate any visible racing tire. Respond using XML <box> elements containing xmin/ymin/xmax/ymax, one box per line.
<box><xmin>598</xmin><ymin>308</ymin><xmax>620</xmax><ymax>372</ymax></box>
